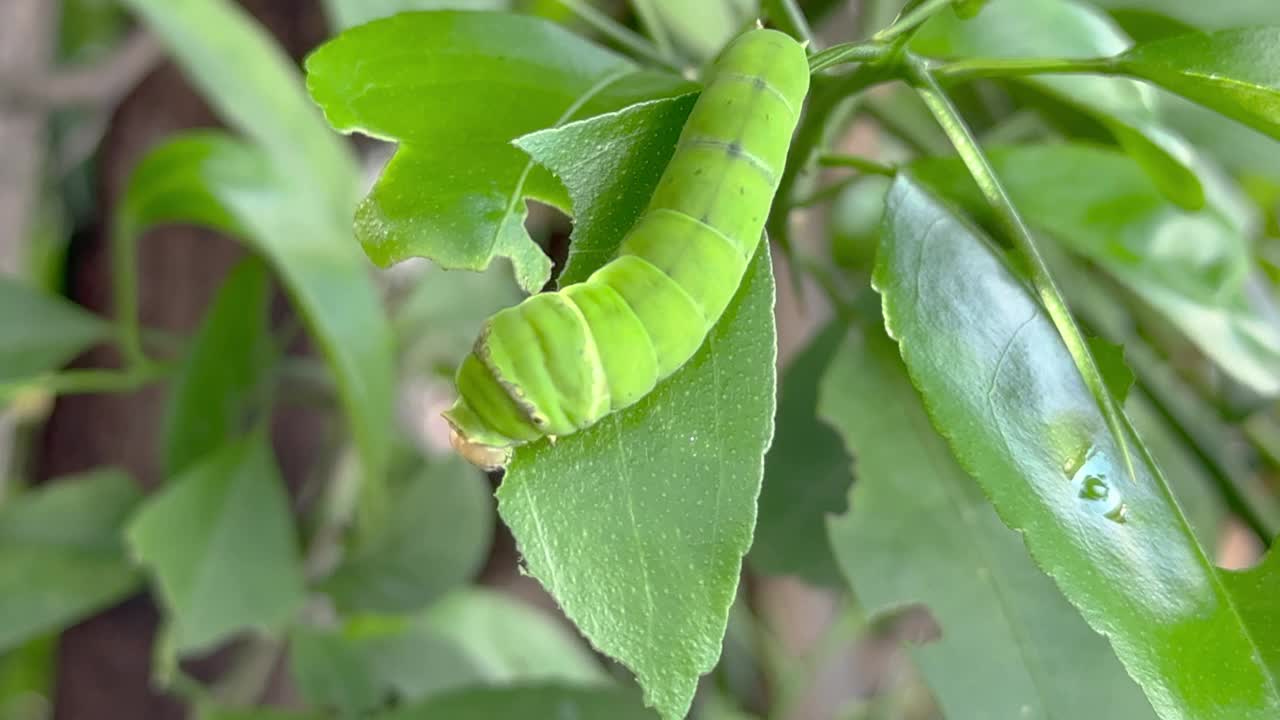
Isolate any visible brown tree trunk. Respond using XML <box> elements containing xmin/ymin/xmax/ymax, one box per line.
<box><xmin>36</xmin><ymin>2</ymin><xmax>328</xmax><ymax>717</ymax></box>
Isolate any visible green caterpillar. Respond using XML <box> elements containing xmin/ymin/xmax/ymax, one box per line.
<box><xmin>446</xmin><ymin>28</ymin><xmax>810</xmax><ymax>469</ymax></box>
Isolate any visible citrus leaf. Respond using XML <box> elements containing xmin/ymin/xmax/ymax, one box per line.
<box><xmin>1088</xmin><ymin>1</ymin><xmax>1280</xmax><ymax>33</ymax></box>
<box><xmin>875</xmin><ymin>174</ymin><xmax>1280</xmax><ymax>720</ymax></box>
<box><xmin>751</xmin><ymin>320</ymin><xmax>851</xmax><ymax>587</ymax></box>
<box><xmin>394</xmin><ymin>262</ymin><xmax>522</xmax><ymax>375</ymax></box>
<box><xmin>0</xmin><ymin>277</ymin><xmax>109</xmax><ymax>386</ymax></box>
<box><xmin>912</xmin><ymin>0</ymin><xmax>1204</xmax><ymax>209</ymax></box>
<box><xmin>1119</xmin><ymin>29</ymin><xmax>1280</xmax><ymax>143</ymax></box>
<box><xmin>290</xmin><ymin>589</ymin><xmax>606</xmax><ymax>715</ymax></box>
<box><xmin>162</xmin><ymin>258</ymin><xmax>275</xmax><ymax>478</ymax></box>
<box><xmin>496</xmin><ymin>95</ymin><xmax>776</xmax><ymax>719</ymax></box>
<box><xmin>910</xmin><ymin>144</ymin><xmax>1280</xmax><ymax>396</ymax></box>
<box><xmin>127</xmin><ymin>432</ymin><xmax>305</xmax><ymax>653</ymax></box>
<box><xmin>516</xmin><ymin>93</ymin><xmax>698</xmax><ymax>287</ymax></box>
<box><xmin>305</xmin><ymin>11</ymin><xmax>691</xmax><ymax>292</ymax></box>
<box><xmin>321</xmin><ymin>454</ymin><xmax>494</xmax><ymax>614</ymax></box>
<box><xmin>822</xmin><ymin>318</ymin><xmax>1157</xmax><ymax>720</ymax></box>
<box><xmin>119</xmin><ymin>0</ymin><xmax>396</xmax><ymax>491</ymax></box>
<box><xmin>498</xmin><ymin>250</ymin><xmax>774</xmax><ymax>720</ymax></box>
<box><xmin>0</xmin><ymin>471</ymin><xmax>142</xmax><ymax>652</ymax></box>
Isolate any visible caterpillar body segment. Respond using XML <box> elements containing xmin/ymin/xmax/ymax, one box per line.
<box><xmin>446</xmin><ymin>28</ymin><xmax>810</xmax><ymax>469</ymax></box>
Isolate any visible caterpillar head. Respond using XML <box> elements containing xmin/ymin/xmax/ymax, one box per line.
<box><xmin>448</xmin><ymin>427</ymin><xmax>512</xmax><ymax>471</ymax></box>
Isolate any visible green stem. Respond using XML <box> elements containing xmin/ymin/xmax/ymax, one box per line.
<box><xmin>873</xmin><ymin>0</ymin><xmax>954</xmax><ymax>43</ymax></box>
<box><xmin>808</xmin><ymin>41</ymin><xmax>884</xmax><ymax>74</ymax></box>
<box><xmin>111</xmin><ymin>216</ymin><xmax>146</xmax><ymax>369</ymax></box>
<box><xmin>556</xmin><ymin>0</ymin><xmax>683</xmax><ymax>74</ymax></box>
<box><xmin>769</xmin><ymin>61</ymin><xmax>891</xmax><ymax>292</ymax></box>
<box><xmin>763</xmin><ymin>0</ymin><xmax>816</xmax><ymax>49</ymax></box>
<box><xmin>933</xmin><ymin>55</ymin><xmax>1118</xmax><ymax>83</ymax></box>
<box><xmin>0</xmin><ymin>364</ymin><xmax>171</xmax><ymax>400</ymax></box>
<box><xmin>904</xmin><ymin>53</ymin><xmax>1140</xmax><ymax>487</ymax></box>
<box><xmin>818</xmin><ymin>152</ymin><xmax>896</xmax><ymax>176</ymax></box>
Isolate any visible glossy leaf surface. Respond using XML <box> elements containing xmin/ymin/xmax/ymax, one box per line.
<box><xmin>305</xmin><ymin>11</ymin><xmax>690</xmax><ymax>292</ymax></box>
<box><xmin>1119</xmin><ymin>29</ymin><xmax>1280</xmax><ymax>142</ymax></box>
<box><xmin>912</xmin><ymin>144</ymin><xmax>1280</xmax><ymax>396</ymax></box>
<box><xmin>497</xmin><ymin>95</ymin><xmax>777</xmax><ymax>719</ymax></box>
<box><xmin>912</xmin><ymin>0</ymin><xmax>1204</xmax><ymax>209</ymax></box>
<box><xmin>823</xmin><ymin>319</ymin><xmax>1156</xmax><ymax>720</ymax></box>
<box><xmin>0</xmin><ymin>471</ymin><xmax>142</xmax><ymax>651</ymax></box>
<box><xmin>120</xmin><ymin>0</ymin><xmax>396</xmax><ymax>488</ymax></box>
<box><xmin>876</xmin><ymin>175</ymin><xmax>1280</xmax><ymax>720</ymax></box>
<box><xmin>127</xmin><ymin>432</ymin><xmax>305</xmax><ymax>653</ymax></box>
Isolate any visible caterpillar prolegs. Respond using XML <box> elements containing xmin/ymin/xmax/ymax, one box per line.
<box><xmin>446</xmin><ymin>28</ymin><xmax>810</xmax><ymax>469</ymax></box>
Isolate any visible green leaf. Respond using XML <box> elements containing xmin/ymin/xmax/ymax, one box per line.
<box><xmin>831</xmin><ymin>175</ymin><xmax>892</xmax><ymax>272</ymax></box>
<box><xmin>0</xmin><ymin>471</ymin><xmax>142</xmax><ymax>652</ymax></box>
<box><xmin>163</xmin><ymin>259</ymin><xmax>275</xmax><ymax>478</ymax></box>
<box><xmin>394</xmin><ymin>262</ymin><xmax>522</xmax><ymax>375</ymax></box>
<box><xmin>1088</xmin><ymin>0</ymin><xmax>1280</xmax><ymax>33</ymax></box>
<box><xmin>637</xmin><ymin>0</ymin><xmax>757</xmax><ymax>61</ymax></box>
<box><xmin>304</xmin><ymin>10</ymin><xmax>691</xmax><ymax>292</ymax></box>
<box><xmin>822</xmin><ymin>318</ymin><xmax>1157</xmax><ymax>720</ymax></box>
<box><xmin>1118</xmin><ymin>29</ymin><xmax>1280</xmax><ymax>143</ymax></box>
<box><xmin>290</xmin><ymin>590</ymin><xmax>606</xmax><ymax>715</ymax></box>
<box><xmin>126</xmin><ymin>432</ymin><xmax>305</xmax><ymax>653</ymax></box>
<box><xmin>322</xmin><ymin>0</ymin><xmax>509</xmax><ymax>32</ymax></box>
<box><xmin>911</xmin><ymin>144</ymin><xmax>1280</xmax><ymax>396</ymax></box>
<box><xmin>0</xmin><ymin>277</ymin><xmax>108</xmax><ymax>384</ymax></box>
<box><xmin>1088</xmin><ymin>336</ymin><xmax>1134</xmax><ymax>403</ymax></box>
<box><xmin>119</xmin><ymin>0</ymin><xmax>396</xmax><ymax>491</ymax></box>
<box><xmin>0</xmin><ymin>636</ymin><xmax>55</xmax><ymax>718</ymax></box>
<box><xmin>875</xmin><ymin>175</ymin><xmax>1280</xmax><ymax>720</ymax></box>
<box><xmin>750</xmin><ymin>321</ymin><xmax>851</xmax><ymax>587</ymax></box>
<box><xmin>516</xmin><ymin>93</ymin><xmax>698</xmax><ymax>287</ymax></box>
<box><xmin>384</xmin><ymin>685</ymin><xmax>657</xmax><ymax>720</ymax></box>
<box><xmin>498</xmin><ymin>250</ymin><xmax>774</xmax><ymax>720</ymax></box>
<box><xmin>1124</xmin><ymin>392</ymin><xmax>1226</xmax><ymax>548</ymax></box>
<box><xmin>1164</xmin><ymin>94</ymin><xmax>1280</xmax><ymax>190</ymax></box>
<box><xmin>911</xmin><ymin>0</ymin><xmax>1205</xmax><ymax>209</ymax></box>
<box><xmin>321</xmin><ymin>454</ymin><xmax>494</xmax><ymax>614</ymax></box>
<box><xmin>495</xmin><ymin>94</ymin><xmax>776</xmax><ymax>720</ymax></box>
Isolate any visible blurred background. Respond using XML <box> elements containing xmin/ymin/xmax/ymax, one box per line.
<box><xmin>1</xmin><ymin>1</ymin><xmax>1276</xmax><ymax>719</ymax></box>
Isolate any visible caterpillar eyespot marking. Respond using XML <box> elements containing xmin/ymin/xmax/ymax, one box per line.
<box><xmin>444</xmin><ymin>28</ymin><xmax>810</xmax><ymax>468</ymax></box>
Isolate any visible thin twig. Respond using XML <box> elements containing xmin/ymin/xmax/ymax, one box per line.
<box><xmin>933</xmin><ymin>55</ymin><xmax>1118</xmax><ymax>84</ymax></box>
<box><xmin>873</xmin><ymin>0</ymin><xmax>954</xmax><ymax>43</ymax></box>
<box><xmin>818</xmin><ymin>152</ymin><xmax>897</xmax><ymax>176</ymax></box>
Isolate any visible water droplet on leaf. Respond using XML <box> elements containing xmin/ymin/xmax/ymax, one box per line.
<box><xmin>1069</xmin><ymin>447</ymin><xmax>1127</xmax><ymax>524</ymax></box>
